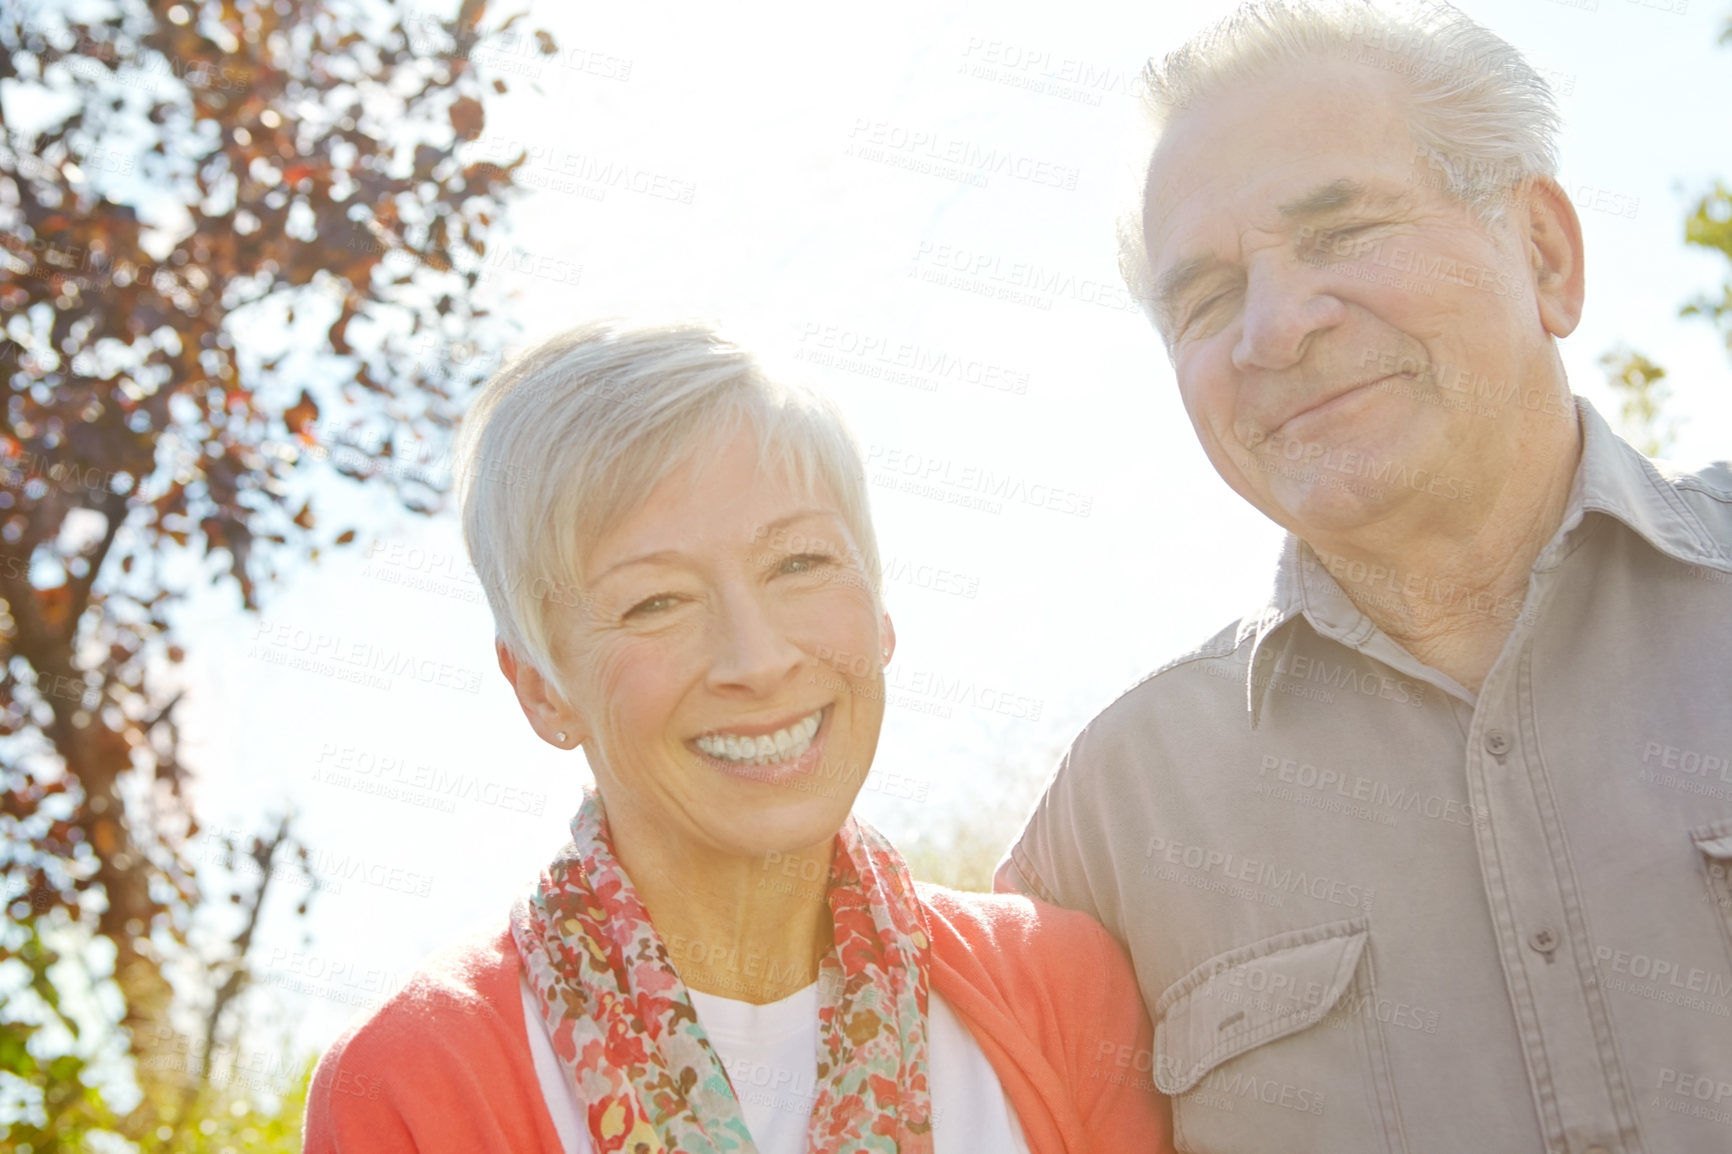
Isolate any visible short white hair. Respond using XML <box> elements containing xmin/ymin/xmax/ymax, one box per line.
<box><xmin>454</xmin><ymin>320</ymin><xmax>881</xmax><ymax>696</ymax></box>
<box><xmin>1120</xmin><ymin>0</ymin><xmax>1564</xmax><ymax>328</ymax></box>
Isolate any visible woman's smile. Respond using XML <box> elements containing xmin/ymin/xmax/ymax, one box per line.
<box><xmin>690</xmin><ymin>703</ymin><xmax>830</xmax><ymax>783</ymax></box>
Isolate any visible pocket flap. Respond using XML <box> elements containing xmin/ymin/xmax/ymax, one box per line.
<box><xmin>1692</xmin><ymin>819</ymin><xmax>1732</xmax><ymax>860</ymax></box>
<box><xmin>1153</xmin><ymin>919</ymin><xmax>1369</xmax><ymax>1095</ymax></box>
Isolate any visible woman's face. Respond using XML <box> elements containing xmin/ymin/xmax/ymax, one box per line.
<box><xmin>550</xmin><ymin>426</ymin><xmax>891</xmax><ymax>862</ymax></box>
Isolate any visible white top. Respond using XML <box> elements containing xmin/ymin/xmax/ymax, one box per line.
<box><xmin>521</xmin><ymin>978</ymin><xmax>1029</xmax><ymax>1154</ymax></box>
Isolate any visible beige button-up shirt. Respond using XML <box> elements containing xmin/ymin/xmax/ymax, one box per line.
<box><xmin>997</xmin><ymin>399</ymin><xmax>1732</xmax><ymax>1153</ymax></box>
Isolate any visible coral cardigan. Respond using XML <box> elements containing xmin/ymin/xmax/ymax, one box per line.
<box><xmin>303</xmin><ymin>885</ymin><xmax>1175</xmax><ymax>1154</ymax></box>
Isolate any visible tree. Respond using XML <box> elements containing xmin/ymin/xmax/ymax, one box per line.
<box><xmin>0</xmin><ymin>0</ymin><xmax>551</xmax><ymax>1144</ymax></box>
<box><xmin>1599</xmin><ymin>12</ymin><xmax>1732</xmax><ymax>455</ymax></box>
<box><xmin>1597</xmin><ymin>346</ymin><xmax>1676</xmax><ymax>457</ymax></box>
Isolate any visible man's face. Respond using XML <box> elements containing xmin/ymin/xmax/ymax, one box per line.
<box><xmin>1144</xmin><ymin>59</ymin><xmax>1559</xmax><ymax>539</ymax></box>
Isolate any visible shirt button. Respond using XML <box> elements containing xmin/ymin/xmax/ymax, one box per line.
<box><xmin>1484</xmin><ymin>729</ymin><xmax>1510</xmax><ymax>757</ymax></box>
<box><xmin>1528</xmin><ymin>927</ymin><xmax>1558</xmax><ymax>955</ymax></box>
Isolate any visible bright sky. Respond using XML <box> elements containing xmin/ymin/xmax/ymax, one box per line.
<box><xmin>158</xmin><ymin>0</ymin><xmax>1732</xmax><ymax>1075</ymax></box>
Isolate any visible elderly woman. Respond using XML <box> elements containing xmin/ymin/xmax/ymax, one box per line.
<box><xmin>303</xmin><ymin>321</ymin><xmax>1172</xmax><ymax>1154</ymax></box>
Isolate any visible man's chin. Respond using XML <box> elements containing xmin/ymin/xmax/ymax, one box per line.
<box><xmin>1263</xmin><ymin>476</ymin><xmax>1411</xmax><ymax>538</ymax></box>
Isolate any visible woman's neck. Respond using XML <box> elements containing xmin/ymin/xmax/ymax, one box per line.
<box><xmin>611</xmin><ymin>822</ymin><xmax>836</xmax><ymax>1005</ymax></box>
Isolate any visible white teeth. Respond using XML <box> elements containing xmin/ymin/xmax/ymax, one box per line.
<box><xmin>696</xmin><ymin>709</ymin><xmax>824</xmax><ymax>766</ymax></box>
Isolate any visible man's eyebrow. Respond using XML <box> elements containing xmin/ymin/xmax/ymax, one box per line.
<box><xmin>1154</xmin><ymin>254</ymin><xmax>1226</xmax><ymax>318</ymax></box>
<box><xmin>1278</xmin><ymin>179</ymin><xmax>1411</xmax><ymax>220</ymax></box>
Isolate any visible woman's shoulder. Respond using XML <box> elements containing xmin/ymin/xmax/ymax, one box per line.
<box><xmin>915</xmin><ymin>884</ymin><xmax>1172</xmax><ymax>1152</ymax></box>
<box><xmin>303</xmin><ymin>925</ymin><xmax>558</xmax><ymax>1154</ymax></box>
<box><xmin>325</xmin><ymin>925</ymin><xmax>522</xmax><ymax>1052</ymax></box>
<box><xmin>915</xmin><ymin>882</ymin><xmax>1124</xmax><ymax>967</ymax></box>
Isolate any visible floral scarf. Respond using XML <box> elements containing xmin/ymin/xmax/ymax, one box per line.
<box><xmin>510</xmin><ymin>790</ymin><xmax>935</xmax><ymax>1154</ymax></box>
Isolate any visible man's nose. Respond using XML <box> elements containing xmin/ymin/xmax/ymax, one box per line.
<box><xmin>1232</xmin><ymin>254</ymin><xmax>1344</xmax><ymax>372</ymax></box>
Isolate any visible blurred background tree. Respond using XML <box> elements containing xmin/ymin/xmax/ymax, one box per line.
<box><xmin>1599</xmin><ymin>15</ymin><xmax>1732</xmax><ymax>457</ymax></box>
<box><xmin>0</xmin><ymin>0</ymin><xmax>550</xmax><ymax>1147</ymax></box>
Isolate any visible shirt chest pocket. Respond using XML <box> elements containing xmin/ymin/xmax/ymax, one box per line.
<box><xmin>1153</xmin><ymin>919</ymin><xmax>1408</xmax><ymax>1154</ymax></box>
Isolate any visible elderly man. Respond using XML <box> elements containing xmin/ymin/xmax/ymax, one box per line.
<box><xmin>996</xmin><ymin>3</ymin><xmax>1732</xmax><ymax>1152</ymax></box>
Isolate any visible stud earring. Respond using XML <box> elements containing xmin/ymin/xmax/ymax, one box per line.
<box><xmin>556</xmin><ymin>731</ymin><xmax>568</xmax><ymax>744</ymax></box>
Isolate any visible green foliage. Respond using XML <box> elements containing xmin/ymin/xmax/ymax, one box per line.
<box><xmin>1598</xmin><ymin>346</ymin><xmax>1677</xmax><ymax>457</ymax></box>
<box><xmin>1596</xmin><ymin>14</ymin><xmax>1732</xmax><ymax>457</ymax></box>
<box><xmin>1681</xmin><ymin>181</ymin><xmax>1732</xmax><ymax>359</ymax></box>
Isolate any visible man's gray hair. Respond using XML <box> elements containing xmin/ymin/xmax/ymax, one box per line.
<box><xmin>1120</xmin><ymin>0</ymin><xmax>1564</xmax><ymax>326</ymax></box>
<box><xmin>454</xmin><ymin>320</ymin><xmax>882</xmax><ymax>701</ymax></box>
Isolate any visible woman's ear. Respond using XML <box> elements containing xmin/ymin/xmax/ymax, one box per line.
<box><xmin>496</xmin><ymin>639</ymin><xmax>588</xmax><ymax>749</ymax></box>
<box><xmin>879</xmin><ymin>611</ymin><xmax>896</xmax><ymax>667</ymax></box>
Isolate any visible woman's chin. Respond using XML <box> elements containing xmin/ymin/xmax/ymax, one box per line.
<box><xmin>701</xmin><ymin>779</ymin><xmax>860</xmax><ymax>861</ymax></box>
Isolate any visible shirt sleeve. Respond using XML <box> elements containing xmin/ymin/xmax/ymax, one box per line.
<box><xmin>992</xmin><ymin>744</ymin><xmax>1095</xmax><ymax>924</ymax></box>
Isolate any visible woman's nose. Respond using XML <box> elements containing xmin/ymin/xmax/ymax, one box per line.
<box><xmin>705</xmin><ymin>591</ymin><xmax>804</xmax><ymax>694</ymax></box>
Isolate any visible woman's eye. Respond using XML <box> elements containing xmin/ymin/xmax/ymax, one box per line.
<box><xmin>780</xmin><ymin>552</ymin><xmax>834</xmax><ymax>575</ymax></box>
<box><xmin>623</xmin><ymin>594</ymin><xmax>679</xmax><ymax>619</ymax></box>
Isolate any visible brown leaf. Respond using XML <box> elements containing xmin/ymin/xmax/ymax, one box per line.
<box><xmin>449</xmin><ymin>96</ymin><xmax>485</xmax><ymax>141</ymax></box>
<box><xmin>285</xmin><ymin>388</ymin><xmax>320</xmax><ymax>437</ymax></box>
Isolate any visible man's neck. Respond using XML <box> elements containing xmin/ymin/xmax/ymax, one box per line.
<box><xmin>1305</xmin><ymin>408</ymin><xmax>1584</xmax><ymax>695</ymax></box>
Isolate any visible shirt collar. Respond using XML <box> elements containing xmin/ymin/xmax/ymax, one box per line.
<box><xmin>1541</xmin><ymin>395</ymin><xmax>1727</xmax><ymax>571</ymax></box>
<box><xmin>1239</xmin><ymin>395</ymin><xmax>1726</xmax><ymax>724</ymax></box>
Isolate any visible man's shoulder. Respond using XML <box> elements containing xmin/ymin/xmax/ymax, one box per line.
<box><xmin>1649</xmin><ymin>453</ymin><xmax>1732</xmax><ymax>548</ymax></box>
<box><xmin>1081</xmin><ymin>615</ymin><xmax>1260</xmax><ymax>739</ymax></box>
